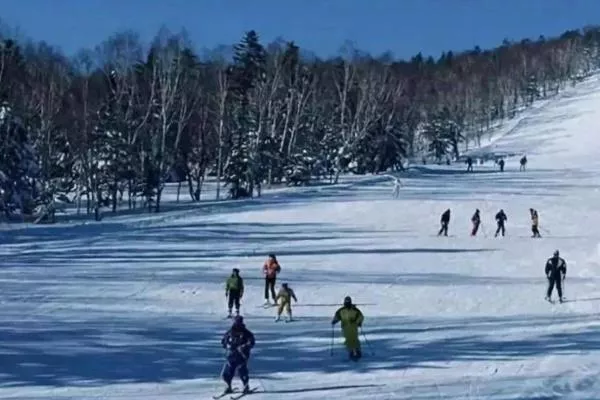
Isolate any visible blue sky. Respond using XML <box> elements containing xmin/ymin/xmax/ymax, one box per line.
<box><xmin>3</xmin><ymin>0</ymin><xmax>600</xmax><ymax>60</ymax></box>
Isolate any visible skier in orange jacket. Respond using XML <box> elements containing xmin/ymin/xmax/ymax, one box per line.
<box><xmin>262</xmin><ymin>254</ymin><xmax>281</xmax><ymax>305</ymax></box>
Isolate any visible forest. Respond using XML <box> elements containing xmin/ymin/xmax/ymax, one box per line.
<box><xmin>1</xmin><ymin>22</ymin><xmax>600</xmax><ymax>221</ymax></box>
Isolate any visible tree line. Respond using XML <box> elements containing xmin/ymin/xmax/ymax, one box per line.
<box><xmin>1</xmin><ymin>24</ymin><xmax>600</xmax><ymax>221</ymax></box>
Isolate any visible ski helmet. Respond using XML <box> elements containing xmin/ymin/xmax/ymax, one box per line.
<box><xmin>232</xmin><ymin>268</ymin><xmax>240</xmax><ymax>274</ymax></box>
<box><xmin>233</xmin><ymin>315</ymin><xmax>244</xmax><ymax>326</ymax></box>
<box><xmin>343</xmin><ymin>296</ymin><xmax>352</xmax><ymax>306</ymax></box>
<box><xmin>282</xmin><ymin>282</ymin><xmax>288</xmax><ymax>288</ymax></box>
<box><xmin>554</xmin><ymin>250</ymin><xmax>559</xmax><ymax>257</ymax></box>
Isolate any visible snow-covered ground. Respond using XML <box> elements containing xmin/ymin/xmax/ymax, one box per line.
<box><xmin>2</xmin><ymin>75</ymin><xmax>600</xmax><ymax>400</ymax></box>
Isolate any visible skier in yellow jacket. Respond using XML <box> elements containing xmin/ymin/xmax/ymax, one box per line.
<box><xmin>275</xmin><ymin>283</ymin><xmax>297</xmax><ymax>322</ymax></box>
<box><xmin>331</xmin><ymin>296</ymin><xmax>364</xmax><ymax>361</ymax></box>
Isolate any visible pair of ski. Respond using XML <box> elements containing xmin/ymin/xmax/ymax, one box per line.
<box><xmin>213</xmin><ymin>387</ymin><xmax>259</xmax><ymax>399</ymax></box>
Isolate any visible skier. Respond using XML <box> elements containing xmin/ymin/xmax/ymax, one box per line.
<box><xmin>498</xmin><ymin>158</ymin><xmax>505</xmax><ymax>172</ymax></box>
<box><xmin>466</xmin><ymin>157</ymin><xmax>473</xmax><ymax>172</ymax></box>
<box><xmin>545</xmin><ymin>250</ymin><xmax>567</xmax><ymax>303</ymax></box>
<box><xmin>275</xmin><ymin>282</ymin><xmax>298</xmax><ymax>322</ymax></box>
<box><xmin>262</xmin><ymin>254</ymin><xmax>281</xmax><ymax>305</ymax></box>
<box><xmin>392</xmin><ymin>178</ymin><xmax>402</xmax><ymax>198</ymax></box>
<box><xmin>520</xmin><ymin>155</ymin><xmax>527</xmax><ymax>171</ymax></box>
<box><xmin>471</xmin><ymin>209</ymin><xmax>481</xmax><ymax>236</ymax></box>
<box><xmin>530</xmin><ymin>208</ymin><xmax>541</xmax><ymax>238</ymax></box>
<box><xmin>225</xmin><ymin>268</ymin><xmax>244</xmax><ymax>318</ymax></box>
<box><xmin>438</xmin><ymin>209</ymin><xmax>451</xmax><ymax>236</ymax></box>
<box><xmin>219</xmin><ymin>316</ymin><xmax>255</xmax><ymax>396</ymax></box>
<box><xmin>494</xmin><ymin>209</ymin><xmax>507</xmax><ymax>237</ymax></box>
<box><xmin>331</xmin><ymin>296</ymin><xmax>364</xmax><ymax>361</ymax></box>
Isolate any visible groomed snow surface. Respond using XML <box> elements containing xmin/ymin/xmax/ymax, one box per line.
<box><xmin>3</xmin><ymin>76</ymin><xmax>600</xmax><ymax>400</ymax></box>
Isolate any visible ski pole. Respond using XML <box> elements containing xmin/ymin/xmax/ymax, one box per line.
<box><xmin>360</xmin><ymin>327</ymin><xmax>375</xmax><ymax>355</ymax></box>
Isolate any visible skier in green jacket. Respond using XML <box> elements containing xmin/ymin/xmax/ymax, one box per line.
<box><xmin>226</xmin><ymin>268</ymin><xmax>244</xmax><ymax>318</ymax></box>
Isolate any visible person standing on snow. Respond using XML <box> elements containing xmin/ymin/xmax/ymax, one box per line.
<box><xmin>466</xmin><ymin>157</ymin><xmax>473</xmax><ymax>172</ymax></box>
<box><xmin>545</xmin><ymin>250</ymin><xmax>567</xmax><ymax>303</ymax></box>
<box><xmin>225</xmin><ymin>268</ymin><xmax>244</xmax><ymax>318</ymax></box>
<box><xmin>263</xmin><ymin>254</ymin><xmax>281</xmax><ymax>305</ymax></box>
<box><xmin>331</xmin><ymin>296</ymin><xmax>364</xmax><ymax>361</ymax></box>
<box><xmin>219</xmin><ymin>316</ymin><xmax>255</xmax><ymax>396</ymax></box>
<box><xmin>494</xmin><ymin>209</ymin><xmax>507</xmax><ymax>237</ymax></box>
<box><xmin>392</xmin><ymin>178</ymin><xmax>402</xmax><ymax>198</ymax></box>
<box><xmin>275</xmin><ymin>282</ymin><xmax>298</xmax><ymax>322</ymax></box>
<box><xmin>438</xmin><ymin>209</ymin><xmax>451</xmax><ymax>236</ymax></box>
<box><xmin>520</xmin><ymin>155</ymin><xmax>528</xmax><ymax>171</ymax></box>
<box><xmin>471</xmin><ymin>209</ymin><xmax>481</xmax><ymax>236</ymax></box>
<box><xmin>530</xmin><ymin>208</ymin><xmax>542</xmax><ymax>238</ymax></box>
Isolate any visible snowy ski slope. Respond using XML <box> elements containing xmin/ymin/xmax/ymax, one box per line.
<box><xmin>2</xmin><ymin>75</ymin><xmax>600</xmax><ymax>400</ymax></box>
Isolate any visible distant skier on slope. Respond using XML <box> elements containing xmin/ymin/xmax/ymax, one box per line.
<box><xmin>219</xmin><ymin>316</ymin><xmax>255</xmax><ymax>396</ymax></box>
<box><xmin>530</xmin><ymin>208</ymin><xmax>542</xmax><ymax>238</ymax></box>
<box><xmin>520</xmin><ymin>155</ymin><xmax>528</xmax><ymax>171</ymax></box>
<box><xmin>438</xmin><ymin>209</ymin><xmax>451</xmax><ymax>236</ymax></box>
<box><xmin>494</xmin><ymin>209</ymin><xmax>507</xmax><ymax>237</ymax></box>
<box><xmin>545</xmin><ymin>250</ymin><xmax>567</xmax><ymax>303</ymax></box>
<box><xmin>275</xmin><ymin>282</ymin><xmax>298</xmax><ymax>322</ymax></box>
<box><xmin>225</xmin><ymin>268</ymin><xmax>244</xmax><ymax>318</ymax></box>
<box><xmin>332</xmin><ymin>296</ymin><xmax>364</xmax><ymax>361</ymax></box>
<box><xmin>466</xmin><ymin>157</ymin><xmax>474</xmax><ymax>172</ymax></box>
<box><xmin>498</xmin><ymin>158</ymin><xmax>505</xmax><ymax>172</ymax></box>
<box><xmin>471</xmin><ymin>209</ymin><xmax>481</xmax><ymax>236</ymax></box>
<box><xmin>392</xmin><ymin>178</ymin><xmax>402</xmax><ymax>198</ymax></box>
<box><xmin>263</xmin><ymin>254</ymin><xmax>281</xmax><ymax>305</ymax></box>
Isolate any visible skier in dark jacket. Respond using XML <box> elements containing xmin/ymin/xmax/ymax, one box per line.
<box><xmin>545</xmin><ymin>250</ymin><xmax>567</xmax><ymax>303</ymax></box>
<box><xmin>466</xmin><ymin>157</ymin><xmax>473</xmax><ymax>172</ymax></box>
<box><xmin>494</xmin><ymin>209</ymin><xmax>507</xmax><ymax>237</ymax></box>
<box><xmin>498</xmin><ymin>159</ymin><xmax>505</xmax><ymax>172</ymax></box>
<box><xmin>220</xmin><ymin>316</ymin><xmax>255</xmax><ymax>395</ymax></box>
<box><xmin>471</xmin><ymin>209</ymin><xmax>481</xmax><ymax>236</ymax></box>
<box><xmin>520</xmin><ymin>155</ymin><xmax>527</xmax><ymax>171</ymax></box>
<box><xmin>226</xmin><ymin>268</ymin><xmax>244</xmax><ymax>318</ymax></box>
<box><xmin>438</xmin><ymin>209</ymin><xmax>451</xmax><ymax>236</ymax></box>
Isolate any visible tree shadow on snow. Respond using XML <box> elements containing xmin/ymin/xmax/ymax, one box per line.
<box><xmin>1</xmin><ymin>312</ymin><xmax>599</xmax><ymax>388</ymax></box>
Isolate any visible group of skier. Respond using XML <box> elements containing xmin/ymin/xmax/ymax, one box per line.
<box><xmin>464</xmin><ymin>154</ymin><xmax>527</xmax><ymax>172</ymax></box>
<box><xmin>219</xmin><ymin>253</ymin><xmax>365</xmax><ymax>397</ymax></box>
<box><xmin>438</xmin><ymin>207</ymin><xmax>541</xmax><ymax>238</ymax></box>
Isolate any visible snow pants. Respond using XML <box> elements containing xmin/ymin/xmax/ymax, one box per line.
<box><xmin>532</xmin><ymin>225</ymin><xmax>541</xmax><ymax>237</ymax></box>
<box><xmin>221</xmin><ymin>359</ymin><xmax>249</xmax><ymax>386</ymax></box>
<box><xmin>264</xmin><ymin>277</ymin><xmax>276</xmax><ymax>301</ymax></box>
<box><xmin>438</xmin><ymin>222</ymin><xmax>448</xmax><ymax>236</ymax></box>
<box><xmin>471</xmin><ymin>222</ymin><xmax>480</xmax><ymax>236</ymax></box>
<box><xmin>342</xmin><ymin>325</ymin><xmax>361</xmax><ymax>352</ymax></box>
<box><xmin>495</xmin><ymin>222</ymin><xmax>505</xmax><ymax>237</ymax></box>
<box><xmin>277</xmin><ymin>299</ymin><xmax>291</xmax><ymax>316</ymax></box>
<box><xmin>228</xmin><ymin>290</ymin><xmax>241</xmax><ymax>313</ymax></box>
<box><xmin>547</xmin><ymin>276</ymin><xmax>563</xmax><ymax>299</ymax></box>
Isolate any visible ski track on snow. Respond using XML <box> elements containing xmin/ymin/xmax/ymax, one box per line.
<box><xmin>2</xmin><ymin>76</ymin><xmax>600</xmax><ymax>399</ymax></box>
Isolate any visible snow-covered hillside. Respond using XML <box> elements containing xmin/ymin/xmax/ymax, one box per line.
<box><xmin>2</xmin><ymin>75</ymin><xmax>600</xmax><ymax>400</ymax></box>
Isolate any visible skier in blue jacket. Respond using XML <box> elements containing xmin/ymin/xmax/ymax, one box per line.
<box><xmin>220</xmin><ymin>316</ymin><xmax>255</xmax><ymax>395</ymax></box>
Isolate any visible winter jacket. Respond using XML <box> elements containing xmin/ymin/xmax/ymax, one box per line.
<box><xmin>471</xmin><ymin>212</ymin><xmax>480</xmax><ymax>224</ymax></box>
<box><xmin>531</xmin><ymin>211</ymin><xmax>539</xmax><ymax>227</ymax></box>
<box><xmin>495</xmin><ymin>211</ymin><xmax>507</xmax><ymax>223</ymax></box>
<box><xmin>441</xmin><ymin>210</ymin><xmax>451</xmax><ymax>223</ymax></box>
<box><xmin>276</xmin><ymin>287</ymin><xmax>297</xmax><ymax>304</ymax></box>
<box><xmin>332</xmin><ymin>305</ymin><xmax>364</xmax><ymax>329</ymax></box>
<box><xmin>545</xmin><ymin>256</ymin><xmax>567</xmax><ymax>279</ymax></box>
<box><xmin>263</xmin><ymin>259</ymin><xmax>281</xmax><ymax>279</ymax></box>
<box><xmin>221</xmin><ymin>325</ymin><xmax>255</xmax><ymax>364</ymax></box>
<box><xmin>226</xmin><ymin>275</ymin><xmax>244</xmax><ymax>296</ymax></box>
